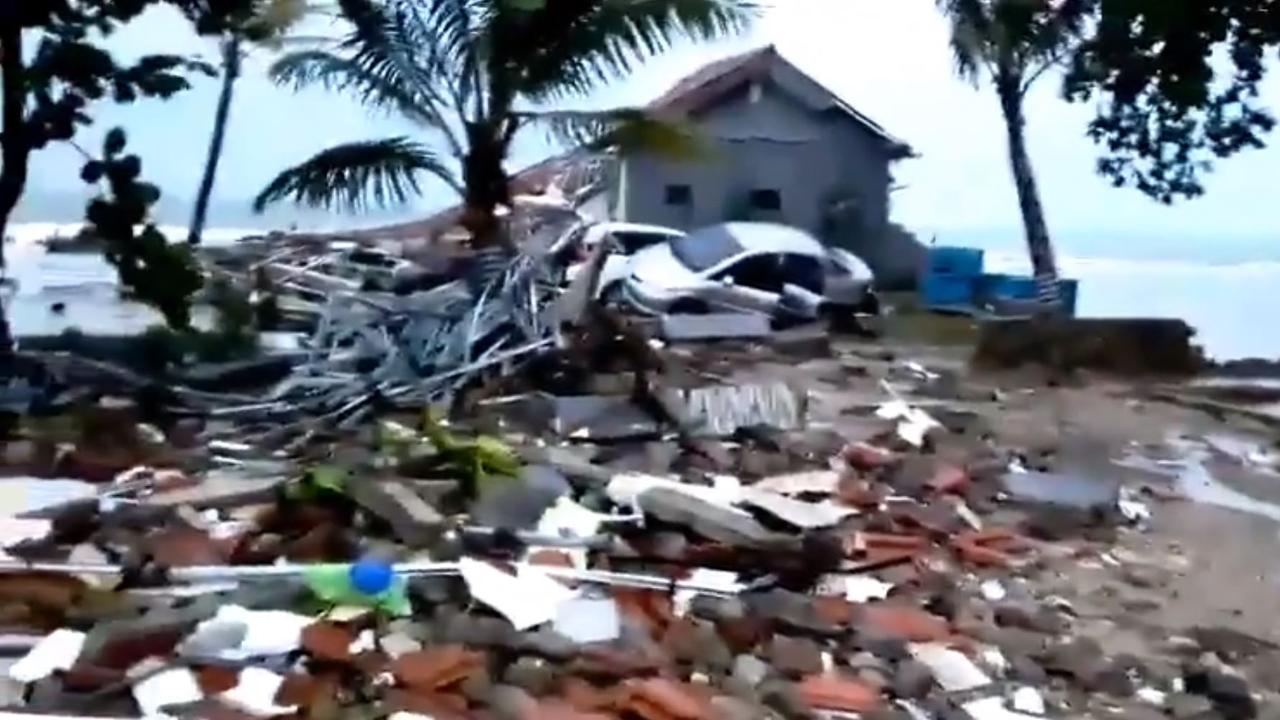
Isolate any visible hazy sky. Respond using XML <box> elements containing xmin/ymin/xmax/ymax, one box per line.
<box><xmin>19</xmin><ymin>0</ymin><xmax>1280</xmax><ymax>251</ymax></box>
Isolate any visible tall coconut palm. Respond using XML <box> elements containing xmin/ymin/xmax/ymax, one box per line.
<box><xmin>188</xmin><ymin>0</ymin><xmax>310</xmax><ymax>245</ymax></box>
<box><xmin>253</xmin><ymin>0</ymin><xmax>755</xmax><ymax>250</ymax></box>
<box><xmin>938</xmin><ymin>0</ymin><xmax>1090</xmax><ymax>307</ymax></box>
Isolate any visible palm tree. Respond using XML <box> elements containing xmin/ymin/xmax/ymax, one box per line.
<box><xmin>938</xmin><ymin>0</ymin><xmax>1089</xmax><ymax>307</ymax></box>
<box><xmin>253</xmin><ymin>0</ymin><xmax>755</xmax><ymax>251</ymax></box>
<box><xmin>188</xmin><ymin>0</ymin><xmax>310</xmax><ymax>245</ymax></box>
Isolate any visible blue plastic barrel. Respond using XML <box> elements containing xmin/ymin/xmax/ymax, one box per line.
<box><xmin>927</xmin><ymin>247</ymin><xmax>985</xmax><ymax>278</ymax></box>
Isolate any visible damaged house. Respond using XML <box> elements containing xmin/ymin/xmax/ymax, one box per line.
<box><xmin>367</xmin><ymin>45</ymin><xmax>924</xmax><ymax>286</ymax></box>
<box><xmin>609</xmin><ymin>45</ymin><xmax>922</xmax><ymax>286</ymax></box>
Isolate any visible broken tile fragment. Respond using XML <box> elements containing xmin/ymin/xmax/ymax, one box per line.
<box><xmin>856</xmin><ymin>604</ymin><xmax>951</xmax><ymax>643</ymax></box>
<box><xmin>797</xmin><ymin>673</ymin><xmax>882</xmax><ymax>713</ymax></box>
<box><xmin>392</xmin><ymin>646</ymin><xmax>485</xmax><ymax>691</ymax></box>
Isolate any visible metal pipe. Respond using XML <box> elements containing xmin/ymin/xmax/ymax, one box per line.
<box><xmin>0</xmin><ymin>559</ymin><xmax>743</xmax><ymax>596</ymax></box>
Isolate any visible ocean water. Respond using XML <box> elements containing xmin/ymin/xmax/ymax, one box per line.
<box><xmin>983</xmin><ymin>252</ymin><xmax>1280</xmax><ymax>361</ymax></box>
<box><xmin>2</xmin><ymin>223</ymin><xmax>251</xmax><ymax>337</ymax></box>
<box><xmin>3</xmin><ymin>222</ymin><xmax>1278</xmax><ymax>362</ymax></box>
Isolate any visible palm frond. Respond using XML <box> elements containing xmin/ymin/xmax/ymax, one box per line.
<box><xmin>243</xmin><ymin>0</ymin><xmax>309</xmax><ymax>41</ymax></box>
<box><xmin>939</xmin><ymin>0</ymin><xmax>1090</xmax><ymax>86</ymax></box>
<box><xmin>531</xmin><ymin>109</ymin><xmax>706</xmax><ymax>160</ymax></box>
<box><xmin>253</xmin><ymin>137</ymin><xmax>461</xmax><ymax>213</ymax></box>
<box><xmin>270</xmin><ymin>49</ymin><xmax>440</xmax><ymax>126</ymax></box>
<box><xmin>938</xmin><ymin>0</ymin><xmax>996</xmax><ymax>83</ymax></box>
<box><xmin>395</xmin><ymin>0</ymin><xmax>486</xmax><ymax>120</ymax></box>
<box><xmin>497</xmin><ymin>0</ymin><xmax>758</xmax><ymax>101</ymax></box>
<box><xmin>1024</xmin><ymin>0</ymin><xmax>1092</xmax><ymax>60</ymax></box>
<box><xmin>342</xmin><ymin>0</ymin><xmax>483</xmax><ymax>146</ymax></box>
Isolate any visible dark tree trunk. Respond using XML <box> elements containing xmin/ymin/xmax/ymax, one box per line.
<box><xmin>461</xmin><ymin>125</ymin><xmax>512</xmax><ymax>252</ymax></box>
<box><xmin>998</xmin><ymin>76</ymin><xmax>1060</xmax><ymax>308</ymax></box>
<box><xmin>189</xmin><ymin>35</ymin><xmax>241</xmax><ymax>245</ymax></box>
<box><xmin>0</xmin><ymin>23</ymin><xmax>29</xmax><ymax>363</ymax></box>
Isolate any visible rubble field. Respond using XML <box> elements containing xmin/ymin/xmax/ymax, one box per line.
<box><xmin>0</xmin><ymin>247</ymin><xmax>1277</xmax><ymax>720</ymax></box>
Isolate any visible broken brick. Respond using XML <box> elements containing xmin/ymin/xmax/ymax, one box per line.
<box><xmin>528</xmin><ymin>549</ymin><xmax>576</xmax><ymax>568</ymax></box>
<box><xmin>797</xmin><ymin>673</ymin><xmax>882</xmax><ymax>713</ymax></box>
<box><xmin>526</xmin><ymin>699</ymin><xmax>615</xmax><ymax>720</ymax></box>
<box><xmin>0</xmin><ymin>572</ymin><xmax>87</xmax><ymax>613</ymax></box>
<box><xmin>392</xmin><ymin>646</ymin><xmax>485</xmax><ymax>691</ymax></box>
<box><xmin>195</xmin><ymin>665</ymin><xmax>241</xmax><ymax>695</ymax></box>
<box><xmin>950</xmin><ymin>528</ymin><xmax>1031</xmax><ymax>568</ymax></box>
<box><xmin>558</xmin><ymin>677</ymin><xmax>620</xmax><ymax>714</ymax></box>
<box><xmin>618</xmin><ymin>678</ymin><xmax>716</xmax><ymax>720</ymax></box>
<box><xmin>91</xmin><ymin>624</ymin><xmax>187</xmax><ymax>670</ymax></box>
<box><xmin>812</xmin><ymin>596</ymin><xmax>855</xmax><ymax>626</ymax></box>
<box><xmin>926</xmin><ymin>465</ymin><xmax>970</xmax><ymax>495</ymax></box>
<box><xmin>61</xmin><ymin>663</ymin><xmax>125</xmax><ymax>691</ymax></box>
<box><xmin>856</xmin><ymin>604</ymin><xmax>951</xmax><ymax>642</ymax></box>
<box><xmin>145</xmin><ymin>526</ymin><xmax>229</xmax><ymax>567</ymax></box>
<box><xmin>837</xmin><ymin>476</ymin><xmax>890</xmax><ymax>508</ymax></box>
<box><xmin>301</xmin><ymin>621</ymin><xmax>355</xmax><ymax>663</ymax></box>
<box><xmin>612</xmin><ymin>588</ymin><xmax>675</xmax><ymax>638</ymax></box>
<box><xmin>843</xmin><ymin>442</ymin><xmax>898</xmax><ymax>471</ymax></box>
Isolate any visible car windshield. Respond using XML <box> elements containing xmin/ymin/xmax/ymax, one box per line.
<box><xmin>670</xmin><ymin>228</ymin><xmax>744</xmax><ymax>272</ymax></box>
<box><xmin>611</xmin><ymin>231</ymin><xmax>679</xmax><ymax>255</ymax></box>
<box><xmin>347</xmin><ymin>249</ymin><xmax>397</xmax><ymax>267</ymax></box>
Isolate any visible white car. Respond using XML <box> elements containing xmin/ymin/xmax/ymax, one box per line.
<box><xmin>548</xmin><ymin>221</ymin><xmax>686</xmax><ymax>297</ymax></box>
<box><xmin>320</xmin><ymin>243</ymin><xmax>419</xmax><ymax>290</ymax></box>
<box><xmin>622</xmin><ymin>222</ymin><xmax>877</xmax><ymax>319</ymax></box>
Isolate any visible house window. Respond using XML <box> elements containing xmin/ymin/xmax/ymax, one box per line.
<box><xmin>665</xmin><ymin>184</ymin><xmax>692</xmax><ymax>206</ymax></box>
<box><xmin>749</xmin><ymin>189</ymin><xmax>782</xmax><ymax>212</ymax></box>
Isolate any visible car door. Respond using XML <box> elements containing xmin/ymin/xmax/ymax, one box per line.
<box><xmin>702</xmin><ymin>253</ymin><xmax>784</xmax><ymax>314</ymax></box>
<box><xmin>778</xmin><ymin>252</ymin><xmax>827</xmax><ymax>316</ymax></box>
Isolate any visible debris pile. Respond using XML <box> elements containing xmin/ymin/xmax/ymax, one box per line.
<box><xmin>0</xmin><ymin>246</ymin><xmax>1270</xmax><ymax>720</ymax></box>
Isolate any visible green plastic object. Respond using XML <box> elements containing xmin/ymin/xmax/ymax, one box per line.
<box><xmin>304</xmin><ymin>563</ymin><xmax>411</xmax><ymax>617</ymax></box>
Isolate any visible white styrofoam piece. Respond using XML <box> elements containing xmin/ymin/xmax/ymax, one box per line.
<box><xmin>9</xmin><ymin>630</ymin><xmax>86</xmax><ymax>683</ymax></box>
<box><xmin>910</xmin><ymin>642</ymin><xmax>992</xmax><ymax>692</ymax></box>
<box><xmin>459</xmin><ymin>557</ymin><xmax>577</xmax><ymax>631</ymax></box>
<box><xmin>131</xmin><ymin>667</ymin><xmax>203</xmax><ymax>718</ymax></box>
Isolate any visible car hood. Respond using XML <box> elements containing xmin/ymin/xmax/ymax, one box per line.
<box><xmin>827</xmin><ymin>247</ymin><xmax>875</xmax><ymax>284</ymax></box>
<box><xmin>626</xmin><ymin>243</ymin><xmax>700</xmax><ymax>289</ymax></box>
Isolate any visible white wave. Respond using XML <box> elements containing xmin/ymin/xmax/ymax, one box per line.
<box><xmin>5</xmin><ymin>222</ymin><xmax>264</xmax><ymax>247</ymax></box>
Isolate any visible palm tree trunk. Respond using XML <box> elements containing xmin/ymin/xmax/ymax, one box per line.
<box><xmin>998</xmin><ymin>82</ymin><xmax>1060</xmax><ymax>309</ymax></box>
<box><xmin>461</xmin><ymin>128</ymin><xmax>514</xmax><ymax>291</ymax></box>
<box><xmin>0</xmin><ymin>22</ymin><xmax>29</xmax><ymax>368</ymax></box>
<box><xmin>188</xmin><ymin>35</ymin><xmax>242</xmax><ymax>246</ymax></box>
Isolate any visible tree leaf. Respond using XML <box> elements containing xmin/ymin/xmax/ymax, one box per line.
<box><xmin>104</xmin><ymin>128</ymin><xmax>127</xmax><ymax>156</ymax></box>
<box><xmin>80</xmin><ymin>161</ymin><xmax>105</xmax><ymax>184</ymax></box>
<box><xmin>309</xmin><ymin>464</ymin><xmax>349</xmax><ymax>494</ymax></box>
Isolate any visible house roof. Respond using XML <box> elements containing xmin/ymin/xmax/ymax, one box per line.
<box><xmin>348</xmin><ymin>151</ymin><xmax>610</xmax><ymax>250</ymax></box>
<box><xmin>649</xmin><ymin>45</ymin><xmax>913</xmax><ymax>158</ymax></box>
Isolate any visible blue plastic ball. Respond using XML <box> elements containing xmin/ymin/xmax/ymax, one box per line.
<box><xmin>349</xmin><ymin>558</ymin><xmax>394</xmax><ymax>596</ymax></box>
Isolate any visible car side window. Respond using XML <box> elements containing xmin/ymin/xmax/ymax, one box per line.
<box><xmin>716</xmin><ymin>253</ymin><xmax>783</xmax><ymax>293</ymax></box>
<box><xmin>610</xmin><ymin>231</ymin><xmax>670</xmax><ymax>255</ymax></box>
<box><xmin>783</xmin><ymin>253</ymin><xmax>825</xmax><ymax>293</ymax></box>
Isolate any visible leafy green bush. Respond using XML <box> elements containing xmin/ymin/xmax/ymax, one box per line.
<box><xmin>82</xmin><ymin>128</ymin><xmax>203</xmax><ymax>330</ymax></box>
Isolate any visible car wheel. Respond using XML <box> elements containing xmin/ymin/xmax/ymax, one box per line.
<box><xmin>599</xmin><ymin>282</ymin><xmax>625</xmax><ymax>307</ymax></box>
<box><xmin>669</xmin><ymin>298</ymin><xmax>709</xmax><ymax>315</ymax></box>
<box><xmin>822</xmin><ymin>303</ymin><xmax>881</xmax><ymax>337</ymax></box>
